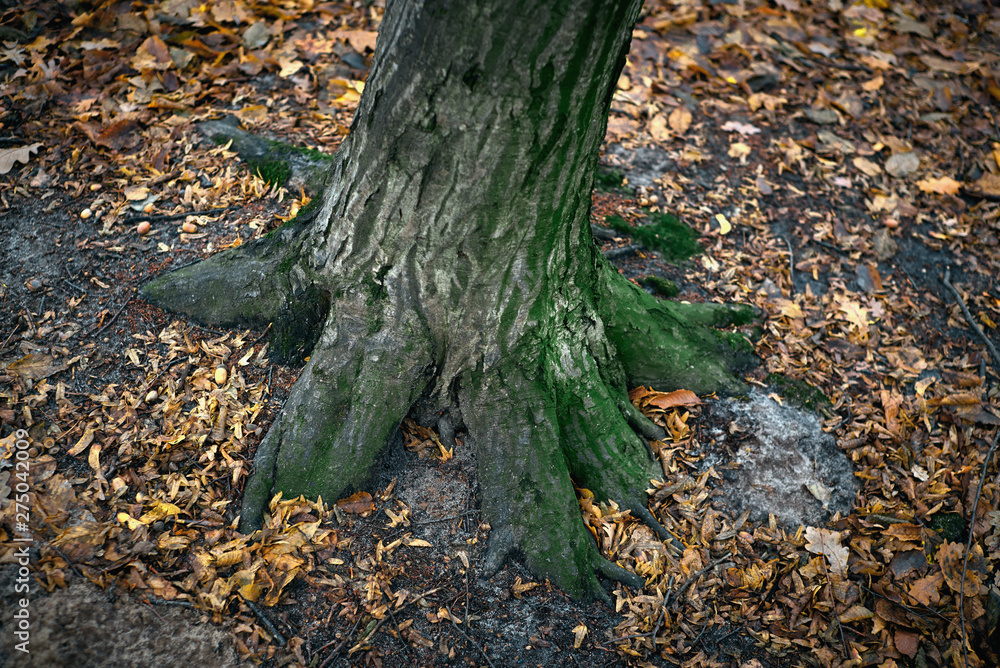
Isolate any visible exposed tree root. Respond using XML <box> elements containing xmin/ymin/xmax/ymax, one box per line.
<box><xmin>459</xmin><ymin>355</ymin><xmax>644</xmax><ymax>601</ymax></box>
<box><xmin>597</xmin><ymin>258</ymin><xmax>757</xmax><ymax>394</ymax></box>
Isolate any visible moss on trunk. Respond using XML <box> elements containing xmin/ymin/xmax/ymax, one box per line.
<box><xmin>142</xmin><ymin>0</ymin><xmax>758</xmax><ymax>601</ymax></box>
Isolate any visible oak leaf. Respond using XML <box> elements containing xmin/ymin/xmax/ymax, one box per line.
<box><xmin>0</xmin><ymin>143</ymin><xmax>42</xmax><ymax>175</ymax></box>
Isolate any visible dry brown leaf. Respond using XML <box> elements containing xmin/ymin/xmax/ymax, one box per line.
<box><xmin>668</xmin><ymin>106</ymin><xmax>692</xmax><ymax>134</ymax></box>
<box><xmin>647</xmin><ymin>389</ymin><xmax>701</xmax><ymax>409</ymax></box>
<box><xmin>804</xmin><ymin>527</ymin><xmax>848</xmax><ymax>578</ymax></box>
<box><xmin>336</xmin><ymin>491</ymin><xmax>375</xmax><ymax>515</ymax></box>
<box><xmin>0</xmin><ymin>143</ymin><xmax>43</xmax><ymax>175</ymax></box>
<box><xmin>917</xmin><ymin>176</ymin><xmax>961</xmax><ymax>195</ymax></box>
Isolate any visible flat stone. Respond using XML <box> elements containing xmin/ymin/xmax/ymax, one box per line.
<box><xmin>702</xmin><ymin>390</ymin><xmax>857</xmax><ymax>529</ymax></box>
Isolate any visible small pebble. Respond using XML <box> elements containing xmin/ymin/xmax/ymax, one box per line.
<box><xmin>137</xmin><ymin>221</ymin><xmax>151</xmax><ymax>235</ymax></box>
<box><xmin>215</xmin><ymin>367</ymin><xmax>228</xmax><ymax>385</ymax></box>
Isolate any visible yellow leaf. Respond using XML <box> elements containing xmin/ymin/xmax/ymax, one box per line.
<box><xmin>573</xmin><ymin>623</ymin><xmax>588</xmax><ymax>649</ymax></box>
<box><xmin>123</xmin><ymin>185</ymin><xmax>149</xmax><ymax>201</ymax></box>
<box><xmin>405</xmin><ymin>538</ymin><xmax>432</xmax><ymax>548</ymax></box>
<box><xmin>917</xmin><ymin>176</ymin><xmax>962</xmax><ymax>195</ymax></box>
<box><xmin>715</xmin><ymin>213</ymin><xmax>731</xmax><ymax>235</ymax></box>
<box><xmin>117</xmin><ymin>512</ymin><xmax>145</xmax><ymax>530</ymax></box>
<box><xmin>775</xmin><ymin>299</ymin><xmax>803</xmax><ymax>319</ymax></box>
<box><xmin>139</xmin><ymin>501</ymin><xmax>182</xmax><ymax>524</ymax></box>
<box><xmin>648</xmin><ymin>113</ymin><xmax>670</xmax><ymax>142</ymax></box>
<box><xmin>668</xmin><ymin>106</ymin><xmax>692</xmax><ymax>135</ymax></box>
<box><xmin>67</xmin><ymin>428</ymin><xmax>96</xmax><ymax>456</ymax></box>
<box><xmin>88</xmin><ymin>444</ymin><xmax>102</xmax><ymax>472</ymax></box>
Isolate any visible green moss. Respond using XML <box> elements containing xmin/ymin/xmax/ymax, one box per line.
<box><xmin>605</xmin><ymin>212</ymin><xmax>701</xmax><ymax>262</ymax></box>
<box><xmin>717</xmin><ymin>330</ymin><xmax>754</xmax><ymax>355</ymax></box>
<box><xmin>641</xmin><ymin>275</ymin><xmax>679</xmax><ymax>298</ymax></box>
<box><xmin>929</xmin><ymin>513</ymin><xmax>965</xmax><ymax>542</ymax></box>
<box><xmin>269</xmin><ymin>284</ymin><xmax>330</xmax><ymax>364</ymax></box>
<box><xmin>765</xmin><ymin>373</ymin><xmax>830</xmax><ymax>411</ymax></box>
<box><xmin>595</xmin><ymin>165</ymin><xmax>625</xmax><ymax>191</ymax></box>
<box><xmin>250</xmin><ymin>159</ymin><xmax>291</xmax><ymax>187</ymax></box>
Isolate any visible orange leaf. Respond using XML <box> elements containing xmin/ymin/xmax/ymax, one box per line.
<box><xmin>917</xmin><ymin>176</ymin><xmax>962</xmax><ymax>195</ymax></box>
<box><xmin>337</xmin><ymin>491</ymin><xmax>374</xmax><ymax>515</ymax></box>
<box><xmin>647</xmin><ymin>389</ymin><xmax>701</xmax><ymax>409</ymax></box>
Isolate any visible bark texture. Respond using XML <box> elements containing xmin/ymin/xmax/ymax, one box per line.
<box><xmin>143</xmin><ymin>0</ymin><xmax>755</xmax><ymax>600</ymax></box>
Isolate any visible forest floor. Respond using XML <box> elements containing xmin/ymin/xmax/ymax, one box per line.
<box><xmin>2</xmin><ymin>0</ymin><xmax>1000</xmax><ymax>667</ymax></box>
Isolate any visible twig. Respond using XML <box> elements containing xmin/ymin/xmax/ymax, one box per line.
<box><xmin>603</xmin><ymin>243</ymin><xmax>644</xmax><ymax>260</ymax></box>
<box><xmin>413</xmin><ymin>510</ymin><xmax>479</xmax><ymax>525</ymax></box>
<box><xmin>940</xmin><ymin>265</ymin><xmax>1000</xmax><ymax>668</ymax></box>
<box><xmin>384</xmin><ymin>599</ymin><xmax>416</xmax><ymax>664</ymax></box>
<box><xmin>63</xmin><ymin>278</ymin><xmax>88</xmax><ymax>294</ymax></box>
<box><xmin>606</xmin><ymin>557</ymin><xmax>729</xmax><ymax>647</ymax></box>
<box><xmin>941</xmin><ymin>267</ymin><xmax>1000</xmax><ymax>365</ymax></box>
<box><xmin>781</xmin><ymin>236</ymin><xmax>795</xmax><ymax>294</ymax></box>
<box><xmin>92</xmin><ymin>298</ymin><xmax>131</xmax><ymax>337</ymax></box>
<box><xmin>318</xmin><ymin>616</ymin><xmax>362</xmax><ymax>668</ymax></box>
<box><xmin>122</xmin><ymin>206</ymin><xmax>233</xmax><ymax>225</ymax></box>
<box><xmin>446</xmin><ymin>605</ymin><xmax>496</xmax><ymax>668</ymax></box>
<box><xmin>245</xmin><ymin>598</ymin><xmax>287</xmax><ymax>646</ymax></box>
<box><xmin>960</xmin><ymin>429</ymin><xmax>999</xmax><ymax>668</ymax></box>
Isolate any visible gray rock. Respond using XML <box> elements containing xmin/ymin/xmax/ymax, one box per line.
<box><xmin>703</xmin><ymin>391</ymin><xmax>857</xmax><ymax>529</ymax></box>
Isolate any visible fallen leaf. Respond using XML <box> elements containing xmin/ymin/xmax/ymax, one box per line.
<box><xmin>7</xmin><ymin>354</ymin><xmax>68</xmax><ymax>382</ymax></box>
<box><xmin>885</xmin><ymin>152</ymin><xmax>920</xmax><ymax>178</ymax></box>
<box><xmin>573</xmin><ymin>623</ymin><xmax>588</xmax><ymax>649</ymax></box>
<box><xmin>715</xmin><ymin>213</ymin><xmax>732</xmax><ymax>235</ymax></box>
<box><xmin>804</xmin><ymin>526</ymin><xmax>848</xmax><ymax>578</ymax></box>
<box><xmin>0</xmin><ymin>143</ymin><xmax>43</xmax><ymax>175</ymax></box>
<box><xmin>668</xmin><ymin>106</ymin><xmax>692</xmax><ymax>134</ymax></box>
<box><xmin>647</xmin><ymin>389</ymin><xmax>701</xmax><ymax>409</ymax></box>
<box><xmin>337</xmin><ymin>491</ymin><xmax>375</xmax><ymax>514</ymax></box>
<box><xmin>917</xmin><ymin>176</ymin><xmax>961</xmax><ymax>195</ymax></box>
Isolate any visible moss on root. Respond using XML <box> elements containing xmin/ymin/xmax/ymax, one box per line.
<box><xmin>642</xmin><ymin>275</ymin><xmax>679</xmax><ymax>298</ymax></box>
<box><xmin>605</xmin><ymin>212</ymin><xmax>701</xmax><ymax>261</ymax></box>
<box><xmin>594</xmin><ymin>165</ymin><xmax>625</xmax><ymax>191</ymax></box>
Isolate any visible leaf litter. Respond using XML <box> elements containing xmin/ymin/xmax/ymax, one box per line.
<box><xmin>2</xmin><ymin>0</ymin><xmax>1000</xmax><ymax>666</ymax></box>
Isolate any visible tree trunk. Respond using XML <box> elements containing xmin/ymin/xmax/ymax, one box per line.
<box><xmin>143</xmin><ymin>0</ymin><xmax>755</xmax><ymax>600</ymax></box>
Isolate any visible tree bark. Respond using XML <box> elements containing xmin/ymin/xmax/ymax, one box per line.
<box><xmin>143</xmin><ymin>0</ymin><xmax>755</xmax><ymax>600</ymax></box>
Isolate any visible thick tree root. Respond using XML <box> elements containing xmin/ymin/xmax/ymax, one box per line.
<box><xmin>460</xmin><ymin>358</ymin><xmax>645</xmax><ymax>601</ymax></box>
<box><xmin>142</xmin><ymin>218</ymin><xmax>315</xmax><ymax>330</ymax></box>
<box><xmin>596</xmin><ymin>258</ymin><xmax>758</xmax><ymax>394</ymax></box>
<box><xmin>198</xmin><ymin>120</ymin><xmax>334</xmax><ymax>193</ymax></box>
<box><xmin>240</xmin><ymin>296</ymin><xmax>433</xmax><ymax>533</ymax></box>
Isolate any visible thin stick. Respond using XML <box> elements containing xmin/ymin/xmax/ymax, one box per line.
<box><xmin>941</xmin><ymin>264</ymin><xmax>1000</xmax><ymax>668</ymax></box>
<box><xmin>413</xmin><ymin>510</ymin><xmax>478</xmax><ymax>525</ymax></box>
<box><xmin>941</xmin><ymin>267</ymin><xmax>1000</xmax><ymax>365</ymax></box>
<box><xmin>781</xmin><ymin>236</ymin><xmax>795</xmax><ymax>294</ymax></box>
<box><xmin>123</xmin><ymin>206</ymin><xmax>233</xmax><ymax>225</ymax></box>
<box><xmin>446</xmin><ymin>605</ymin><xmax>496</xmax><ymax>668</ymax></box>
<box><xmin>93</xmin><ymin>298</ymin><xmax>131</xmax><ymax>337</ymax></box>
<box><xmin>960</xmin><ymin>429</ymin><xmax>999</xmax><ymax>668</ymax></box>
<box><xmin>245</xmin><ymin>598</ymin><xmax>287</xmax><ymax>646</ymax></box>
<box><xmin>603</xmin><ymin>243</ymin><xmax>644</xmax><ymax>260</ymax></box>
